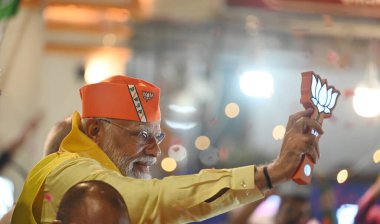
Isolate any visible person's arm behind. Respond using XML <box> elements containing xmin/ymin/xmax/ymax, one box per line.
<box><xmin>354</xmin><ymin>175</ymin><xmax>380</xmax><ymax>224</ymax></box>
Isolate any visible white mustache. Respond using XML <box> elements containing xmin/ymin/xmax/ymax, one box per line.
<box><xmin>131</xmin><ymin>156</ymin><xmax>157</xmax><ymax>166</ymax></box>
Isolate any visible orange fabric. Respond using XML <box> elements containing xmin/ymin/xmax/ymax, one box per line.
<box><xmin>80</xmin><ymin>75</ymin><xmax>161</xmax><ymax>122</ymax></box>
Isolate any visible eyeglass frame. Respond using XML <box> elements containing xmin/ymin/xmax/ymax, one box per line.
<box><xmin>97</xmin><ymin>118</ymin><xmax>165</xmax><ymax>145</ymax></box>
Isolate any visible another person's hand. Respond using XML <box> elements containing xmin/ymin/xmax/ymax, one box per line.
<box><xmin>269</xmin><ymin>108</ymin><xmax>324</xmax><ymax>184</ymax></box>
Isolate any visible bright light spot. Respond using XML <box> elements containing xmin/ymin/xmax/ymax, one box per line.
<box><xmin>161</xmin><ymin>157</ymin><xmax>177</xmax><ymax>172</ymax></box>
<box><xmin>0</xmin><ymin>177</ymin><xmax>14</xmax><ymax>218</ymax></box>
<box><xmin>195</xmin><ymin>136</ymin><xmax>211</xmax><ymax>150</ymax></box>
<box><xmin>225</xmin><ymin>102</ymin><xmax>240</xmax><ymax>118</ymax></box>
<box><xmin>304</xmin><ymin>164</ymin><xmax>311</xmax><ymax>176</ymax></box>
<box><xmin>165</xmin><ymin>120</ymin><xmax>197</xmax><ymax>130</ymax></box>
<box><xmin>84</xmin><ymin>49</ymin><xmax>129</xmax><ymax>84</ymax></box>
<box><xmin>336</xmin><ymin>204</ymin><xmax>358</xmax><ymax>224</ymax></box>
<box><xmin>43</xmin><ymin>5</ymin><xmax>99</xmax><ymax>25</ymax></box>
<box><xmin>373</xmin><ymin>149</ymin><xmax>380</xmax><ymax>163</ymax></box>
<box><xmin>252</xmin><ymin>195</ymin><xmax>281</xmax><ymax>218</ymax></box>
<box><xmin>353</xmin><ymin>87</ymin><xmax>380</xmax><ymax>118</ymax></box>
<box><xmin>337</xmin><ymin>169</ymin><xmax>349</xmax><ymax>184</ymax></box>
<box><xmin>168</xmin><ymin>104</ymin><xmax>197</xmax><ymax>114</ymax></box>
<box><xmin>272</xmin><ymin>125</ymin><xmax>286</xmax><ymax>140</ymax></box>
<box><xmin>239</xmin><ymin>71</ymin><xmax>274</xmax><ymax>98</ymax></box>
<box><xmin>245</xmin><ymin>15</ymin><xmax>260</xmax><ymax>34</ymax></box>
<box><xmin>103</xmin><ymin>33</ymin><xmax>117</xmax><ymax>46</ymax></box>
<box><xmin>168</xmin><ymin>144</ymin><xmax>187</xmax><ymax>162</ymax></box>
<box><xmin>84</xmin><ymin>59</ymin><xmax>116</xmax><ymax>84</ymax></box>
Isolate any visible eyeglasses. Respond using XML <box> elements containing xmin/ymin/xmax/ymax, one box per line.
<box><xmin>97</xmin><ymin>118</ymin><xmax>165</xmax><ymax>145</ymax></box>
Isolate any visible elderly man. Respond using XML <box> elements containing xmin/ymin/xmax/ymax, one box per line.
<box><xmin>12</xmin><ymin>75</ymin><xmax>322</xmax><ymax>224</ymax></box>
<box><xmin>52</xmin><ymin>180</ymin><xmax>130</xmax><ymax>224</ymax></box>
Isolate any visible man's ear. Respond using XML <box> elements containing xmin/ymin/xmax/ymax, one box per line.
<box><xmin>52</xmin><ymin>220</ymin><xmax>62</xmax><ymax>224</ymax></box>
<box><xmin>84</xmin><ymin>119</ymin><xmax>103</xmax><ymax>141</ymax></box>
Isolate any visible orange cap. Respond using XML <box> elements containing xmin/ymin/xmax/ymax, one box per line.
<box><xmin>80</xmin><ymin>75</ymin><xmax>161</xmax><ymax>122</ymax></box>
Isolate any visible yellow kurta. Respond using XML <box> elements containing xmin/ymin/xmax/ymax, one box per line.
<box><xmin>12</xmin><ymin>112</ymin><xmax>264</xmax><ymax>224</ymax></box>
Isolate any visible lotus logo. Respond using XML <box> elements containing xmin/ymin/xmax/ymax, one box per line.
<box><xmin>142</xmin><ymin>91</ymin><xmax>154</xmax><ymax>102</ymax></box>
<box><xmin>311</xmin><ymin>74</ymin><xmax>339</xmax><ymax>114</ymax></box>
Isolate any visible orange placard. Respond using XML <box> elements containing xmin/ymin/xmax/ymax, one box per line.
<box><xmin>292</xmin><ymin>71</ymin><xmax>340</xmax><ymax>185</ymax></box>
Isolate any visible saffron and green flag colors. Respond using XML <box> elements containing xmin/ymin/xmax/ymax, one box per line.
<box><xmin>0</xmin><ymin>0</ymin><xmax>20</xmax><ymax>20</ymax></box>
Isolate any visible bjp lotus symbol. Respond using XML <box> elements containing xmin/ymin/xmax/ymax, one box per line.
<box><xmin>293</xmin><ymin>71</ymin><xmax>341</xmax><ymax>185</ymax></box>
<box><xmin>301</xmin><ymin>71</ymin><xmax>340</xmax><ymax>122</ymax></box>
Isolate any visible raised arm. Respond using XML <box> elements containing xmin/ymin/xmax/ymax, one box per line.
<box><xmin>255</xmin><ymin>108</ymin><xmax>323</xmax><ymax>192</ymax></box>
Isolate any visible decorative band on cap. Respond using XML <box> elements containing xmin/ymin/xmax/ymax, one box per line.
<box><xmin>79</xmin><ymin>75</ymin><xmax>161</xmax><ymax>122</ymax></box>
<box><xmin>128</xmin><ymin>84</ymin><xmax>147</xmax><ymax>122</ymax></box>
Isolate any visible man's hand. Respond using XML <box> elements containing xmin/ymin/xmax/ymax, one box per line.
<box><xmin>264</xmin><ymin>109</ymin><xmax>324</xmax><ymax>188</ymax></box>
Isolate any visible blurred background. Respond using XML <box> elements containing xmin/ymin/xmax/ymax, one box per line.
<box><xmin>1</xmin><ymin>0</ymin><xmax>380</xmax><ymax>223</ymax></box>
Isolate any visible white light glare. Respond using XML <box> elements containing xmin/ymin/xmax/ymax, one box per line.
<box><xmin>0</xmin><ymin>177</ymin><xmax>14</xmax><ymax>218</ymax></box>
<box><xmin>239</xmin><ymin>71</ymin><xmax>274</xmax><ymax>98</ymax></box>
<box><xmin>168</xmin><ymin>104</ymin><xmax>197</xmax><ymax>114</ymax></box>
<box><xmin>353</xmin><ymin>87</ymin><xmax>380</xmax><ymax>118</ymax></box>
<box><xmin>165</xmin><ymin>120</ymin><xmax>197</xmax><ymax>130</ymax></box>
<box><xmin>252</xmin><ymin>195</ymin><xmax>281</xmax><ymax>217</ymax></box>
<box><xmin>336</xmin><ymin>204</ymin><xmax>358</xmax><ymax>224</ymax></box>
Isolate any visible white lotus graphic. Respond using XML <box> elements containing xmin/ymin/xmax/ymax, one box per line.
<box><xmin>311</xmin><ymin>74</ymin><xmax>339</xmax><ymax>114</ymax></box>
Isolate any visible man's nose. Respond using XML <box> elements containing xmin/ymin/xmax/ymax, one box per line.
<box><xmin>144</xmin><ymin>143</ymin><xmax>161</xmax><ymax>157</ymax></box>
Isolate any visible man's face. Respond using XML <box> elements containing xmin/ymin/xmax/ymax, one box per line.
<box><xmin>98</xmin><ymin>119</ymin><xmax>163</xmax><ymax>179</ymax></box>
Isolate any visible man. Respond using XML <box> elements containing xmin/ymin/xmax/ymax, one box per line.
<box><xmin>12</xmin><ymin>75</ymin><xmax>323</xmax><ymax>224</ymax></box>
<box><xmin>52</xmin><ymin>180</ymin><xmax>130</xmax><ymax>224</ymax></box>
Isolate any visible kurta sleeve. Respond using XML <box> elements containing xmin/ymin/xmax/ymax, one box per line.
<box><xmin>41</xmin><ymin>157</ymin><xmax>264</xmax><ymax>224</ymax></box>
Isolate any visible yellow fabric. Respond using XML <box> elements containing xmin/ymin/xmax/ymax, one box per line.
<box><xmin>12</xmin><ymin>111</ymin><xmax>264</xmax><ymax>224</ymax></box>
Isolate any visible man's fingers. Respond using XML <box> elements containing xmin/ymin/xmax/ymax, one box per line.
<box><xmin>293</xmin><ymin>117</ymin><xmax>324</xmax><ymax>135</ymax></box>
<box><xmin>286</xmin><ymin>108</ymin><xmax>313</xmax><ymax>130</ymax></box>
<box><xmin>315</xmin><ymin>136</ymin><xmax>321</xmax><ymax>159</ymax></box>
<box><xmin>304</xmin><ymin>136</ymin><xmax>320</xmax><ymax>164</ymax></box>
<box><xmin>308</xmin><ymin>120</ymin><xmax>324</xmax><ymax>135</ymax></box>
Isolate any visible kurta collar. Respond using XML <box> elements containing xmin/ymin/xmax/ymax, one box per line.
<box><xmin>59</xmin><ymin>111</ymin><xmax>120</xmax><ymax>173</ymax></box>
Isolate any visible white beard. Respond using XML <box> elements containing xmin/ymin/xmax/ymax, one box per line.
<box><xmin>100</xmin><ymin>132</ymin><xmax>155</xmax><ymax>180</ymax></box>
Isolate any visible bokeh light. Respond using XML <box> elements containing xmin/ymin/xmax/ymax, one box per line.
<box><xmin>225</xmin><ymin>102</ymin><xmax>240</xmax><ymax>118</ymax></box>
<box><xmin>336</xmin><ymin>204</ymin><xmax>358</xmax><ymax>224</ymax></box>
<box><xmin>337</xmin><ymin>169</ymin><xmax>349</xmax><ymax>184</ymax></box>
<box><xmin>168</xmin><ymin>144</ymin><xmax>187</xmax><ymax>162</ymax></box>
<box><xmin>103</xmin><ymin>33</ymin><xmax>117</xmax><ymax>46</ymax></box>
<box><xmin>373</xmin><ymin>149</ymin><xmax>380</xmax><ymax>163</ymax></box>
<box><xmin>195</xmin><ymin>136</ymin><xmax>211</xmax><ymax>150</ymax></box>
<box><xmin>161</xmin><ymin>157</ymin><xmax>177</xmax><ymax>172</ymax></box>
<box><xmin>353</xmin><ymin>87</ymin><xmax>380</xmax><ymax>118</ymax></box>
<box><xmin>272</xmin><ymin>125</ymin><xmax>286</xmax><ymax>140</ymax></box>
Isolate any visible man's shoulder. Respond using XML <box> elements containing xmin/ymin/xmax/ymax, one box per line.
<box><xmin>44</xmin><ymin>155</ymin><xmax>109</xmax><ymax>189</ymax></box>
<box><xmin>48</xmin><ymin>153</ymin><xmax>105</xmax><ymax>174</ymax></box>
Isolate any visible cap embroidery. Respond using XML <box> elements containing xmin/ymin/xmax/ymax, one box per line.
<box><xmin>142</xmin><ymin>91</ymin><xmax>154</xmax><ymax>102</ymax></box>
<box><xmin>128</xmin><ymin>85</ymin><xmax>147</xmax><ymax>122</ymax></box>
